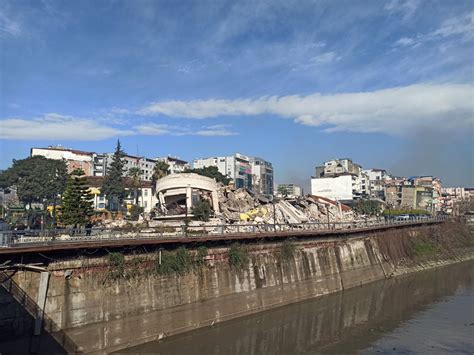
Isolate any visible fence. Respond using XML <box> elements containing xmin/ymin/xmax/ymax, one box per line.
<box><xmin>0</xmin><ymin>215</ymin><xmax>448</xmax><ymax>248</ymax></box>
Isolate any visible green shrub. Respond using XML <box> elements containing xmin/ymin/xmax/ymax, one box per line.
<box><xmin>413</xmin><ymin>241</ymin><xmax>436</xmax><ymax>256</ymax></box>
<box><xmin>108</xmin><ymin>252</ymin><xmax>125</xmax><ymax>279</ymax></box>
<box><xmin>279</xmin><ymin>239</ymin><xmax>296</xmax><ymax>261</ymax></box>
<box><xmin>129</xmin><ymin>205</ymin><xmax>144</xmax><ymax>221</ymax></box>
<box><xmin>192</xmin><ymin>200</ymin><xmax>212</xmax><ymax>221</ymax></box>
<box><xmin>196</xmin><ymin>246</ymin><xmax>208</xmax><ymax>265</ymax></box>
<box><xmin>155</xmin><ymin>247</ymin><xmax>193</xmax><ymax>275</ymax></box>
<box><xmin>228</xmin><ymin>243</ymin><xmax>249</xmax><ymax>269</ymax></box>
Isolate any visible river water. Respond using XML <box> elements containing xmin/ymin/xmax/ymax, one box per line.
<box><xmin>122</xmin><ymin>261</ymin><xmax>473</xmax><ymax>354</ymax></box>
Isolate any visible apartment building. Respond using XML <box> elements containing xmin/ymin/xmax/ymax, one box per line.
<box><xmin>311</xmin><ymin>158</ymin><xmax>370</xmax><ymax>202</ymax></box>
<box><xmin>276</xmin><ymin>184</ymin><xmax>303</xmax><ymax>197</ymax></box>
<box><xmin>193</xmin><ymin>153</ymin><xmax>274</xmax><ymax>196</ymax></box>
<box><xmin>31</xmin><ymin>146</ymin><xmax>101</xmax><ymax>175</ymax></box>
<box><xmin>155</xmin><ymin>156</ymin><xmax>190</xmax><ymax>174</ymax></box>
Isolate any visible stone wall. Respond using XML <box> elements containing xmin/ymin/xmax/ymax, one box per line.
<box><xmin>0</xmin><ymin>222</ymin><xmax>472</xmax><ymax>354</ymax></box>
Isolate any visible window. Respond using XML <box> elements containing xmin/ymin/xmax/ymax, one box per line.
<box><xmin>144</xmin><ymin>190</ymin><xmax>148</xmax><ymax>196</ymax></box>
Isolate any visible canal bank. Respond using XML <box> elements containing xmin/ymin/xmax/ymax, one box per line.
<box><xmin>0</xmin><ymin>221</ymin><xmax>472</xmax><ymax>354</ymax></box>
<box><xmin>122</xmin><ymin>259</ymin><xmax>474</xmax><ymax>354</ymax></box>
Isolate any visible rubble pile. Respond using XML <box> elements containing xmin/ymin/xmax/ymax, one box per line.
<box><xmin>217</xmin><ymin>187</ymin><xmax>355</xmax><ymax>225</ymax></box>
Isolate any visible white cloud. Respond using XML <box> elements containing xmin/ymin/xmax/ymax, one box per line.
<box><xmin>394</xmin><ymin>37</ymin><xmax>417</xmax><ymax>47</ymax></box>
<box><xmin>139</xmin><ymin>84</ymin><xmax>474</xmax><ymax>136</ymax></box>
<box><xmin>385</xmin><ymin>0</ymin><xmax>420</xmax><ymax>20</ymax></box>
<box><xmin>433</xmin><ymin>12</ymin><xmax>473</xmax><ymax>38</ymax></box>
<box><xmin>0</xmin><ymin>113</ymin><xmax>134</xmax><ymax>140</ymax></box>
<box><xmin>394</xmin><ymin>12</ymin><xmax>473</xmax><ymax>48</ymax></box>
<box><xmin>0</xmin><ymin>11</ymin><xmax>22</xmax><ymax>37</ymax></box>
<box><xmin>135</xmin><ymin>123</ymin><xmax>237</xmax><ymax>136</ymax></box>
<box><xmin>0</xmin><ymin>114</ymin><xmax>239</xmax><ymax>141</ymax></box>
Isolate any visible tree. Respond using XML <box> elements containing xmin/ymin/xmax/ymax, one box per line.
<box><xmin>186</xmin><ymin>166</ymin><xmax>231</xmax><ymax>185</ymax></box>
<box><xmin>0</xmin><ymin>156</ymin><xmax>67</xmax><ymax>206</ymax></box>
<box><xmin>102</xmin><ymin>140</ymin><xmax>127</xmax><ymax>210</ymax></box>
<box><xmin>192</xmin><ymin>200</ymin><xmax>212</xmax><ymax>221</ymax></box>
<box><xmin>61</xmin><ymin>169</ymin><xmax>94</xmax><ymax>228</ymax></box>
<box><xmin>277</xmin><ymin>185</ymin><xmax>291</xmax><ymax>196</ymax></box>
<box><xmin>353</xmin><ymin>199</ymin><xmax>382</xmax><ymax>216</ymax></box>
<box><xmin>151</xmin><ymin>160</ymin><xmax>169</xmax><ymax>189</ymax></box>
<box><xmin>129</xmin><ymin>204</ymin><xmax>144</xmax><ymax>221</ymax></box>
<box><xmin>127</xmin><ymin>167</ymin><xmax>142</xmax><ymax>205</ymax></box>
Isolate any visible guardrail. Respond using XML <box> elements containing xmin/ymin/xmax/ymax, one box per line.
<box><xmin>0</xmin><ymin>216</ymin><xmax>448</xmax><ymax>248</ymax></box>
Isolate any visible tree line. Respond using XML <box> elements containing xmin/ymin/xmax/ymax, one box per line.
<box><xmin>0</xmin><ymin>140</ymin><xmax>229</xmax><ymax>228</ymax></box>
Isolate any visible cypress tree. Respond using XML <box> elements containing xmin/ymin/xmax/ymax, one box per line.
<box><xmin>102</xmin><ymin>140</ymin><xmax>127</xmax><ymax>210</ymax></box>
<box><xmin>61</xmin><ymin>169</ymin><xmax>94</xmax><ymax>228</ymax></box>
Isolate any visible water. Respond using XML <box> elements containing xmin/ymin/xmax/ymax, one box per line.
<box><xmin>120</xmin><ymin>261</ymin><xmax>474</xmax><ymax>354</ymax></box>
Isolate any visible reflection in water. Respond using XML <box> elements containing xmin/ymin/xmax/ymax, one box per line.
<box><xmin>121</xmin><ymin>261</ymin><xmax>473</xmax><ymax>355</ymax></box>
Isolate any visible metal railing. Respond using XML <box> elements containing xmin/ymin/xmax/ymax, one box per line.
<box><xmin>0</xmin><ymin>215</ymin><xmax>448</xmax><ymax>248</ymax></box>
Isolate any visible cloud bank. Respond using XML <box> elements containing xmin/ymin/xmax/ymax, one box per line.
<box><xmin>0</xmin><ymin>114</ymin><xmax>237</xmax><ymax>140</ymax></box>
<box><xmin>139</xmin><ymin>84</ymin><xmax>473</xmax><ymax>136</ymax></box>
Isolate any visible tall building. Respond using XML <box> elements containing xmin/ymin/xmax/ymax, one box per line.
<box><xmin>363</xmin><ymin>169</ymin><xmax>390</xmax><ymax>199</ymax></box>
<box><xmin>193</xmin><ymin>153</ymin><xmax>274</xmax><ymax>196</ymax></box>
<box><xmin>311</xmin><ymin>158</ymin><xmax>370</xmax><ymax>202</ymax></box>
<box><xmin>250</xmin><ymin>157</ymin><xmax>274</xmax><ymax>196</ymax></box>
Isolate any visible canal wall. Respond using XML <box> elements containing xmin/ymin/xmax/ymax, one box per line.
<box><xmin>0</xmin><ymin>222</ymin><xmax>472</xmax><ymax>354</ymax></box>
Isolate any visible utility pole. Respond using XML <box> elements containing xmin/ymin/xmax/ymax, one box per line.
<box><xmin>326</xmin><ymin>204</ymin><xmax>330</xmax><ymax>230</ymax></box>
<box><xmin>273</xmin><ymin>196</ymin><xmax>277</xmax><ymax>232</ymax></box>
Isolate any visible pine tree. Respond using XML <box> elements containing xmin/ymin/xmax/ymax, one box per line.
<box><xmin>61</xmin><ymin>169</ymin><xmax>94</xmax><ymax>228</ymax></box>
<box><xmin>102</xmin><ymin>140</ymin><xmax>127</xmax><ymax>210</ymax></box>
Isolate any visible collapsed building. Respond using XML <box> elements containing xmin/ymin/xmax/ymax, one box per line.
<box><xmin>154</xmin><ymin>173</ymin><xmax>220</xmax><ymax>217</ymax></box>
<box><xmin>151</xmin><ymin>173</ymin><xmax>355</xmax><ymax>225</ymax></box>
<box><xmin>218</xmin><ymin>187</ymin><xmax>354</xmax><ymax>225</ymax></box>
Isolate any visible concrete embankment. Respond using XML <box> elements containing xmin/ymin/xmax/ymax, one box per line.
<box><xmin>0</xmin><ymin>222</ymin><xmax>472</xmax><ymax>354</ymax></box>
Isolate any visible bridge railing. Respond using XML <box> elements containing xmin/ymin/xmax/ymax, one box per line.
<box><xmin>0</xmin><ymin>215</ymin><xmax>448</xmax><ymax>247</ymax></box>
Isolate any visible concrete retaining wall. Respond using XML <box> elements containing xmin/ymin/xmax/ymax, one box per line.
<box><xmin>0</xmin><ymin>223</ymin><xmax>472</xmax><ymax>354</ymax></box>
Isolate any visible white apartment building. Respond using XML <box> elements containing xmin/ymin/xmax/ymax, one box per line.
<box><xmin>105</xmin><ymin>154</ymin><xmax>156</xmax><ymax>181</ymax></box>
<box><xmin>312</xmin><ymin>158</ymin><xmax>371</xmax><ymax>202</ymax></box>
<box><xmin>363</xmin><ymin>169</ymin><xmax>390</xmax><ymax>199</ymax></box>
<box><xmin>87</xmin><ymin>177</ymin><xmax>155</xmax><ymax>213</ymax></box>
<box><xmin>31</xmin><ymin>146</ymin><xmax>103</xmax><ymax>176</ymax></box>
<box><xmin>155</xmin><ymin>156</ymin><xmax>190</xmax><ymax>174</ymax></box>
<box><xmin>193</xmin><ymin>153</ymin><xmax>274</xmax><ymax>196</ymax></box>
<box><xmin>311</xmin><ymin>175</ymin><xmax>354</xmax><ymax>202</ymax></box>
<box><xmin>193</xmin><ymin>153</ymin><xmax>253</xmax><ymax>190</ymax></box>
<box><xmin>276</xmin><ymin>184</ymin><xmax>303</xmax><ymax>197</ymax></box>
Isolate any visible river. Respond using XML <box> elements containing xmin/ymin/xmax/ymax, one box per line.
<box><xmin>121</xmin><ymin>261</ymin><xmax>473</xmax><ymax>354</ymax></box>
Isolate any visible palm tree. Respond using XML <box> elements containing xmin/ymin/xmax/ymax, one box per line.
<box><xmin>151</xmin><ymin>161</ymin><xmax>170</xmax><ymax>192</ymax></box>
<box><xmin>127</xmin><ymin>167</ymin><xmax>142</xmax><ymax>205</ymax></box>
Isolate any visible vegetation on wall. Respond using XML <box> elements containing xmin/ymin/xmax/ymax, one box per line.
<box><xmin>228</xmin><ymin>243</ymin><xmax>249</xmax><ymax>269</ymax></box>
<box><xmin>155</xmin><ymin>247</ymin><xmax>193</xmax><ymax>275</ymax></box>
<box><xmin>107</xmin><ymin>252</ymin><xmax>125</xmax><ymax>280</ymax></box>
<box><xmin>278</xmin><ymin>239</ymin><xmax>297</xmax><ymax>262</ymax></box>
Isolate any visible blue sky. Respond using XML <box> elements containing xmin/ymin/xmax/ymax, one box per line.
<box><xmin>0</xmin><ymin>0</ymin><xmax>473</xmax><ymax>190</ymax></box>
